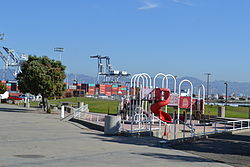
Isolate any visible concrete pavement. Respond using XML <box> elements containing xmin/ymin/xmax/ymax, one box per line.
<box><xmin>0</xmin><ymin>104</ymin><xmax>231</xmax><ymax>167</ymax></box>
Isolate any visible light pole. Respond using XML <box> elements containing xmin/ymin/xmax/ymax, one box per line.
<box><xmin>224</xmin><ymin>82</ymin><xmax>228</xmax><ymax>108</ymax></box>
<box><xmin>0</xmin><ymin>33</ymin><xmax>5</xmax><ymax>80</ymax></box>
<box><xmin>54</xmin><ymin>47</ymin><xmax>64</xmax><ymax>62</ymax></box>
<box><xmin>205</xmin><ymin>73</ymin><xmax>211</xmax><ymax>101</ymax></box>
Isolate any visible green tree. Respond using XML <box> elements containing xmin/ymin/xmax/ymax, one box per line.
<box><xmin>16</xmin><ymin>56</ymin><xmax>66</xmax><ymax>112</ymax></box>
<box><xmin>0</xmin><ymin>83</ymin><xmax>7</xmax><ymax>94</ymax></box>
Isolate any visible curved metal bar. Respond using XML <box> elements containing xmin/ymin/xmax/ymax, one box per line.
<box><xmin>198</xmin><ymin>84</ymin><xmax>206</xmax><ymax>114</ymax></box>
<box><xmin>140</xmin><ymin>73</ymin><xmax>149</xmax><ymax>88</ymax></box>
<box><xmin>153</xmin><ymin>73</ymin><xmax>168</xmax><ymax>88</ymax></box>
<box><xmin>178</xmin><ymin>79</ymin><xmax>193</xmax><ymax>124</ymax></box>
<box><xmin>165</xmin><ymin>74</ymin><xmax>177</xmax><ymax>93</ymax></box>
<box><xmin>130</xmin><ymin>74</ymin><xmax>139</xmax><ymax>88</ymax></box>
<box><xmin>142</xmin><ymin>73</ymin><xmax>152</xmax><ymax>88</ymax></box>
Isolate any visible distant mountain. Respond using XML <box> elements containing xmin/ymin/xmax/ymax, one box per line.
<box><xmin>1</xmin><ymin>69</ymin><xmax>250</xmax><ymax>96</ymax></box>
<box><xmin>175</xmin><ymin>77</ymin><xmax>250</xmax><ymax>96</ymax></box>
<box><xmin>65</xmin><ymin>73</ymin><xmax>96</xmax><ymax>84</ymax></box>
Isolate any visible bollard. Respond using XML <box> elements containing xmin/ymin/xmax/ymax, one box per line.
<box><xmin>61</xmin><ymin>106</ymin><xmax>65</xmax><ymax>119</ymax></box>
<box><xmin>218</xmin><ymin>106</ymin><xmax>225</xmax><ymax>118</ymax></box>
<box><xmin>104</xmin><ymin>115</ymin><xmax>121</xmax><ymax>135</ymax></box>
<box><xmin>24</xmin><ymin>102</ymin><xmax>30</xmax><ymax>108</ymax></box>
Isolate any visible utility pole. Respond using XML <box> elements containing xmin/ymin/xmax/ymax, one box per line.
<box><xmin>224</xmin><ymin>82</ymin><xmax>228</xmax><ymax>108</ymax></box>
<box><xmin>0</xmin><ymin>33</ymin><xmax>6</xmax><ymax>80</ymax></box>
<box><xmin>205</xmin><ymin>73</ymin><xmax>211</xmax><ymax>101</ymax></box>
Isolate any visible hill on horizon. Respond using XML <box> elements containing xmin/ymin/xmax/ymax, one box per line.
<box><xmin>1</xmin><ymin>70</ymin><xmax>249</xmax><ymax>96</ymax></box>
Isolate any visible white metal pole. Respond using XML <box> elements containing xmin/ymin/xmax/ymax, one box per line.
<box><xmin>165</xmin><ymin>74</ymin><xmax>177</xmax><ymax>93</ymax></box>
<box><xmin>178</xmin><ymin>80</ymin><xmax>193</xmax><ymax>124</ymax></box>
<box><xmin>61</xmin><ymin>106</ymin><xmax>65</xmax><ymax>119</ymax></box>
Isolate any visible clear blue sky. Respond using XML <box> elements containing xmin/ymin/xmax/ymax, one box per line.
<box><xmin>0</xmin><ymin>0</ymin><xmax>250</xmax><ymax>82</ymax></box>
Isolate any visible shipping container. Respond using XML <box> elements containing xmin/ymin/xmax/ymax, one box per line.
<box><xmin>11</xmin><ymin>83</ymin><xmax>17</xmax><ymax>91</ymax></box>
<box><xmin>81</xmin><ymin>83</ymin><xmax>89</xmax><ymax>92</ymax></box>
<box><xmin>112</xmin><ymin>87</ymin><xmax>118</xmax><ymax>95</ymax></box>
<box><xmin>69</xmin><ymin>85</ymin><xmax>77</xmax><ymax>90</ymax></box>
<box><xmin>105</xmin><ymin>85</ymin><xmax>112</xmax><ymax>96</ymax></box>
<box><xmin>99</xmin><ymin>85</ymin><xmax>106</xmax><ymax>95</ymax></box>
<box><xmin>0</xmin><ymin>80</ymin><xmax>6</xmax><ymax>84</ymax></box>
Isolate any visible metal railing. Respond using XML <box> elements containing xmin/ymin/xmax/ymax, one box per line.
<box><xmin>173</xmin><ymin>119</ymin><xmax>250</xmax><ymax>140</ymax></box>
<box><xmin>73</xmin><ymin>104</ymin><xmax>89</xmax><ymax>119</ymax></box>
<box><xmin>80</xmin><ymin>112</ymin><xmax>106</xmax><ymax>124</ymax></box>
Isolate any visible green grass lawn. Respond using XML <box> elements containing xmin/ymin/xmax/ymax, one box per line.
<box><xmin>27</xmin><ymin>97</ymin><xmax>250</xmax><ymax>118</ymax></box>
<box><xmin>49</xmin><ymin>97</ymin><xmax>119</xmax><ymax>115</ymax></box>
<box><xmin>205</xmin><ymin>105</ymin><xmax>249</xmax><ymax>118</ymax></box>
<box><xmin>163</xmin><ymin>105</ymin><xmax>249</xmax><ymax>119</ymax></box>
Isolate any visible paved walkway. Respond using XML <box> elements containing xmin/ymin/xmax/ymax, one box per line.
<box><xmin>172</xmin><ymin>131</ymin><xmax>250</xmax><ymax>167</ymax></box>
<box><xmin>0</xmin><ymin>104</ymin><xmax>231</xmax><ymax>167</ymax></box>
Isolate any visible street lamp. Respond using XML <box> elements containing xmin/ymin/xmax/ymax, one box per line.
<box><xmin>54</xmin><ymin>47</ymin><xmax>64</xmax><ymax>62</ymax></box>
<box><xmin>224</xmin><ymin>82</ymin><xmax>228</xmax><ymax>107</ymax></box>
<box><xmin>205</xmin><ymin>73</ymin><xmax>211</xmax><ymax>101</ymax></box>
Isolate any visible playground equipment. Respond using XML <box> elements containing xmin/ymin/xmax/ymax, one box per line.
<box><xmin>150</xmin><ymin>88</ymin><xmax>172</xmax><ymax>123</ymax></box>
<box><xmin>121</xmin><ymin>72</ymin><xmax>206</xmax><ymax>137</ymax></box>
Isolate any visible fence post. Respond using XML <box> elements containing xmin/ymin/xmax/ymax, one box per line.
<box><xmin>183</xmin><ymin>123</ymin><xmax>185</xmax><ymax>139</ymax></box>
<box><xmin>218</xmin><ymin>106</ymin><xmax>225</xmax><ymax>118</ymax></box>
<box><xmin>174</xmin><ymin>120</ymin><xmax>177</xmax><ymax>140</ymax></box>
<box><xmin>214</xmin><ymin>122</ymin><xmax>217</xmax><ymax>133</ymax></box>
<box><xmin>233</xmin><ymin>122</ymin><xmax>235</xmax><ymax>130</ymax></box>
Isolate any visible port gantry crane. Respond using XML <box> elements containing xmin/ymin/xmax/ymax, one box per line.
<box><xmin>90</xmin><ymin>55</ymin><xmax>130</xmax><ymax>84</ymax></box>
<box><xmin>0</xmin><ymin>47</ymin><xmax>28</xmax><ymax>80</ymax></box>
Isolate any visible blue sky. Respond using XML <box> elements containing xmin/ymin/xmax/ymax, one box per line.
<box><xmin>0</xmin><ymin>0</ymin><xmax>250</xmax><ymax>82</ymax></box>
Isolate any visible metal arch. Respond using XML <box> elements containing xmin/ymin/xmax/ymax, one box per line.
<box><xmin>130</xmin><ymin>74</ymin><xmax>139</xmax><ymax>88</ymax></box>
<box><xmin>139</xmin><ymin>74</ymin><xmax>149</xmax><ymax>88</ymax></box>
<box><xmin>177</xmin><ymin>79</ymin><xmax>193</xmax><ymax>124</ymax></box>
<box><xmin>198</xmin><ymin>84</ymin><xmax>206</xmax><ymax>114</ymax></box>
<box><xmin>162</xmin><ymin>74</ymin><xmax>177</xmax><ymax>93</ymax></box>
<box><xmin>153</xmin><ymin>73</ymin><xmax>168</xmax><ymax>88</ymax></box>
<box><xmin>135</xmin><ymin>74</ymin><xmax>145</xmax><ymax>89</ymax></box>
<box><xmin>141</xmin><ymin>73</ymin><xmax>152</xmax><ymax>88</ymax></box>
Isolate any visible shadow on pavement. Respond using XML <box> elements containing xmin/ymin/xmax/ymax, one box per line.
<box><xmin>131</xmin><ymin>152</ymin><xmax>219</xmax><ymax>163</ymax></box>
<box><xmin>172</xmin><ymin>133</ymin><xmax>250</xmax><ymax>156</ymax></box>
<box><xmin>171</xmin><ymin>133</ymin><xmax>250</xmax><ymax>167</ymax></box>
<box><xmin>0</xmin><ymin>107</ymin><xmax>31</xmax><ymax>112</ymax></box>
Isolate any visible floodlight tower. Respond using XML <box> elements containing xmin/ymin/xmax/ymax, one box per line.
<box><xmin>0</xmin><ymin>33</ymin><xmax>4</xmax><ymax>79</ymax></box>
<box><xmin>54</xmin><ymin>47</ymin><xmax>64</xmax><ymax>62</ymax></box>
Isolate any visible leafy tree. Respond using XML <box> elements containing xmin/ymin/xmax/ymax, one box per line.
<box><xmin>16</xmin><ymin>56</ymin><xmax>66</xmax><ymax>112</ymax></box>
<box><xmin>0</xmin><ymin>83</ymin><xmax>7</xmax><ymax>94</ymax></box>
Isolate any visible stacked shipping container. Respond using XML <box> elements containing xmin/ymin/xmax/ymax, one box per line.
<box><xmin>105</xmin><ymin>85</ymin><xmax>112</xmax><ymax>96</ymax></box>
<box><xmin>112</xmin><ymin>85</ymin><xmax>118</xmax><ymax>95</ymax></box>
<box><xmin>88</xmin><ymin>84</ymin><xmax>95</xmax><ymax>95</ymax></box>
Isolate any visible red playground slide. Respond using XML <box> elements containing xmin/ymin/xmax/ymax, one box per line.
<box><xmin>150</xmin><ymin>88</ymin><xmax>172</xmax><ymax>123</ymax></box>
